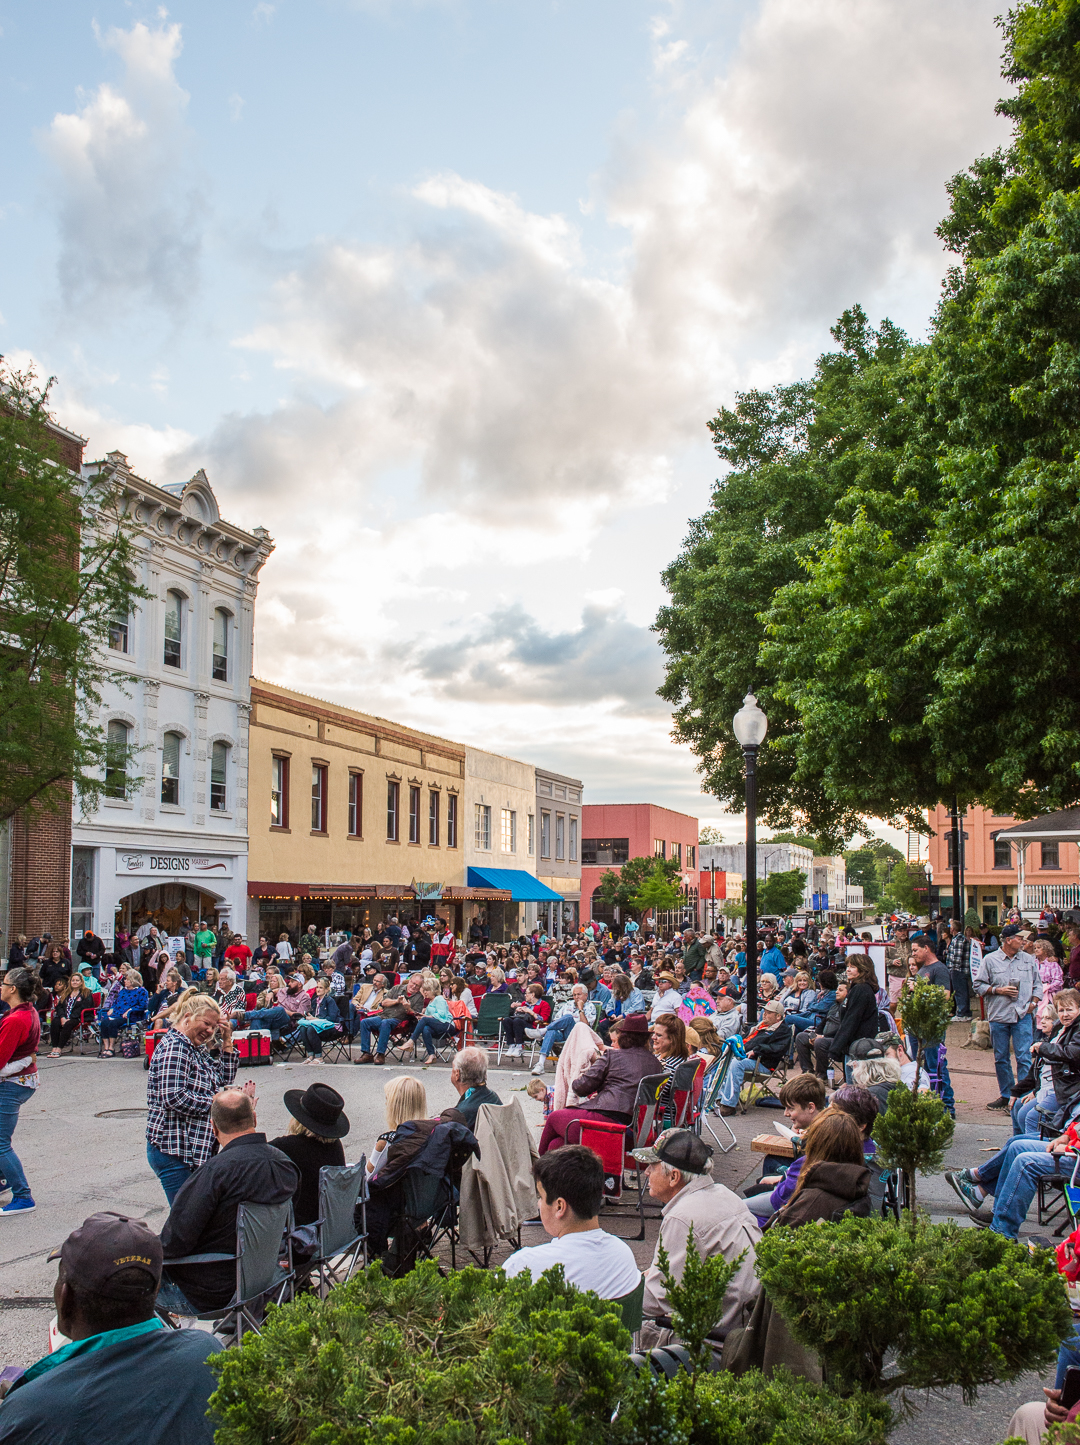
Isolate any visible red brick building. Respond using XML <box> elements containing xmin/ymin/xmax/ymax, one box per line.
<box><xmin>581</xmin><ymin>803</ymin><xmax>699</xmax><ymax>932</ymax></box>
<box><xmin>927</xmin><ymin>802</ymin><xmax>1080</xmax><ymax>923</ymax></box>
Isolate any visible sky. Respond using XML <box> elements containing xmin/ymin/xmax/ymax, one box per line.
<box><xmin>0</xmin><ymin>0</ymin><xmax>1012</xmax><ymax>844</ymax></box>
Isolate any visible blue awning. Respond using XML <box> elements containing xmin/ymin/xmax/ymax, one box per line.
<box><xmin>467</xmin><ymin>867</ymin><xmax>565</xmax><ymax>903</ymax></box>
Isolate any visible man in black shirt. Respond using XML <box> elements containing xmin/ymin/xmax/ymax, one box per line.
<box><xmin>440</xmin><ymin>1047</ymin><xmax>501</xmax><ymax>1129</ymax></box>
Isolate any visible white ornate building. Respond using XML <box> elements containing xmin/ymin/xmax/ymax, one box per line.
<box><xmin>70</xmin><ymin>453</ymin><xmax>273</xmax><ymax>948</ymax></box>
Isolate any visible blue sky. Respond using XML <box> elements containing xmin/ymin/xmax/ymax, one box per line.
<box><xmin>1</xmin><ymin>0</ymin><xmax>1011</xmax><ymax>838</ymax></box>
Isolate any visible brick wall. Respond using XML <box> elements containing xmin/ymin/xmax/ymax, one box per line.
<box><xmin>8</xmin><ymin>790</ymin><xmax>73</xmax><ymax>943</ymax></box>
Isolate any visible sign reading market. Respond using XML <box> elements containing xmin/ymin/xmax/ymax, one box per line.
<box><xmin>116</xmin><ymin>851</ymin><xmax>235</xmax><ymax>879</ymax></box>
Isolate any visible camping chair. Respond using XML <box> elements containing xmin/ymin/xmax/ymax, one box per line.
<box><xmin>569</xmin><ymin>1074</ymin><xmax>668</xmax><ymax>1243</ymax></box>
<box><xmin>448</xmin><ymin>997</ymin><xmax>474</xmax><ymax>1048</ymax></box>
<box><xmin>392</xmin><ymin>1160</ymin><xmax>459</xmax><ymax>1275</ymax></box>
<box><xmin>273</xmin><ymin>1027</ymin><xmax>306</xmax><ymax>1062</ymax></box>
<box><xmin>613</xmin><ymin>1273</ymin><xmax>645</xmax><ymax>1348</ymax></box>
<box><xmin>475</xmin><ymin>992</ymin><xmax>512</xmax><ymax>1053</ymax></box>
<box><xmin>311</xmin><ymin>1158</ymin><xmax>368</xmax><ymax>1296</ymax></box>
<box><xmin>1038</xmin><ymin>1153</ymin><xmax>1080</xmax><ymax>1235</ymax></box>
<box><xmin>76</xmin><ymin>1006</ymin><xmax>100</xmax><ymax>1054</ymax></box>
<box><xmin>695</xmin><ymin>1053</ymin><xmax>737</xmax><ymax>1153</ymax></box>
<box><xmin>382</xmin><ymin>1015</ymin><xmax>421</xmax><ymax>1063</ymax></box>
<box><xmin>159</xmin><ymin>1198</ymin><xmax>295</xmax><ymax>1345</ymax></box>
<box><xmin>669</xmin><ymin>1058</ymin><xmax>706</xmax><ymax>1130</ymax></box>
<box><xmin>319</xmin><ymin>1023</ymin><xmax>353</xmax><ymax>1065</ymax></box>
<box><xmin>738</xmin><ymin>1049</ymin><xmax>788</xmax><ymax>1113</ymax></box>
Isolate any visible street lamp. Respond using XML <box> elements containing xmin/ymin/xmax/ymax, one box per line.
<box><xmin>733</xmin><ymin>692</ymin><xmax>767</xmax><ymax>1025</ymax></box>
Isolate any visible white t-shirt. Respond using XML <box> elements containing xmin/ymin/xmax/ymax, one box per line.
<box><xmin>276</xmin><ymin>941</ymin><xmax>294</xmax><ymax>961</ymax></box>
<box><xmin>503</xmin><ymin>1228</ymin><xmax>640</xmax><ymax>1299</ymax></box>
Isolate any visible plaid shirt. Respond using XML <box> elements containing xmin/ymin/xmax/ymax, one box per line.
<box><xmin>146</xmin><ymin>1028</ymin><xmax>239</xmax><ymax>1168</ymax></box>
<box><xmin>945</xmin><ymin>935</ymin><xmax>971</xmax><ymax>972</ymax></box>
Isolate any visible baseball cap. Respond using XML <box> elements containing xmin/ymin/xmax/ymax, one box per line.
<box><xmin>849</xmin><ymin>1037</ymin><xmax>885</xmax><ymax>1061</ymax></box>
<box><xmin>48</xmin><ymin>1212</ymin><xmax>162</xmax><ymax>1300</ymax></box>
<box><xmin>631</xmin><ymin>1128</ymin><xmax>714</xmax><ymax>1174</ymax></box>
<box><xmin>1001</xmin><ymin>924</ymin><xmax>1022</xmax><ymax>938</ymax></box>
<box><xmin>874</xmin><ymin>1031</ymin><xmax>900</xmax><ymax>1050</ymax></box>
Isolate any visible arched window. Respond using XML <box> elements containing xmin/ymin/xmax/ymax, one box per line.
<box><xmin>161</xmin><ymin>731</ymin><xmax>182</xmax><ymax>805</ymax></box>
<box><xmin>212</xmin><ymin>608</ymin><xmax>229</xmax><ymax>682</ymax></box>
<box><xmin>105</xmin><ymin>720</ymin><xmax>130</xmax><ymax>799</ymax></box>
<box><xmin>211</xmin><ymin>741</ymin><xmax>229</xmax><ymax>811</ymax></box>
<box><xmin>164</xmin><ymin>591</ymin><xmax>183</xmax><ymax>668</ymax></box>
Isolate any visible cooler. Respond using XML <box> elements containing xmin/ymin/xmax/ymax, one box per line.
<box><xmin>232</xmin><ymin>1029</ymin><xmax>272</xmax><ymax>1066</ymax></box>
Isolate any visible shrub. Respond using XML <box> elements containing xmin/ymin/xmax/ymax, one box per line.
<box><xmin>871</xmin><ymin>1081</ymin><xmax>954</xmax><ymax>1216</ymax></box>
<box><xmin>208</xmin><ymin>1261</ymin><xmax>631</xmax><ymax>1445</ymax></box>
<box><xmin>755</xmin><ymin>1215</ymin><xmax>1074</xmax><ymax>1400</ymax></box>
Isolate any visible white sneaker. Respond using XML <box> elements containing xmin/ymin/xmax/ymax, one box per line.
<box><xmin>507</xmin><ymin>1045</ymin><xmax>522</xmax><ymax>1058</ymax></box>
<box><xmin>531</xmin><ymin>1058</ymin><xmax>546</xmax><ymax>1076</ymax></box>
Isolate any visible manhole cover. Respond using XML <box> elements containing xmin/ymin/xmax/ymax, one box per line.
<box><xmin>95</xmin><ymin>1108</ymin><xmax>148</xmax><ymax>1119</ymax></box>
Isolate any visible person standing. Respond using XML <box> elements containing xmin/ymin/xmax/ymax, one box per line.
<box><xmin>945</xmin><ymin>919</ymin><xmax>973</xmax><ymax>1021</ymax></box>
<box><xmin>974</xmin><ymin>923</ymin><xmax>1044</xmax><ymax>1111</ymax></box>
<box><xmin>0</xmin><ymin>968</ymin><xmax>41</xmax><ymax>1216</ymax></box>
<box><xmin>193</xmin><ymin>922</ymin><xmax>216</xmax><ymax>975</ymax></box>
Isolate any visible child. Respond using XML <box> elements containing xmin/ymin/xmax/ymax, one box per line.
<box><xmin>526</xmin><ymin>1075</ymin><xmax>554</xmax><ymax>1119</ymax></box>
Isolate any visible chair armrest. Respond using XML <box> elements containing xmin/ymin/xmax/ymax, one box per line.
<box><xmin>163</xmin><ymin>1252</ymin><xmax>236</xmax><ymax>1266</ymax></box>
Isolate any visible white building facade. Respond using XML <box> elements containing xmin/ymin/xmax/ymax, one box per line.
<box><xmin>70</xmin><ymin>454</ymin><xmax>273</xmax><ymax>948</ymax></box>
<box><xmin>699</xmin><ymin>841</ymin><xmax>815</xmax><ymax>913</ymax></box>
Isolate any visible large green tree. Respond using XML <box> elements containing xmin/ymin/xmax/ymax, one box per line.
<box><xmin>0</xmin><ymin>363</ymin><xmax>146</xmax><ymax>819</ymax></box>
<box><xmin>656</xmin><ymin>0</ymin><xmax>1080</xmax><ymax>830</ymax></box>
<box><xmin>597</xmin><ymin>855</ymin><xmax>682</xmax><ymax>919</ymax></box>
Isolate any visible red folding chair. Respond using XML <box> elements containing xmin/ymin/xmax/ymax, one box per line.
<box><xmin>569</xmin><ymin>1074</ymin><xmax>668</xmax><ymax>1241</ymax></box>
<box><xmin>670</xmin><ymin>1057</ymin><xmax>707</xmax><ymax>1130</ymax></box>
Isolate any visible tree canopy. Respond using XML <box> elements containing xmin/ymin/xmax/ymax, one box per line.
<box><xmin>758</xmin><ymin>868</ymin><xmax>807</xmax><ymax>917</ymax></box>
<box><xmin>597</xmin><ymin>855</ymin><xmax>682</xmax><ymax>919</ymax></box>
<box><xmin>656</xmin><ymin>0</ymin><xmax>1080</xmax><ymax>833</ymax></box>
<box><xmin>0</xmin><ymin>362</ymin><xmax>146</xmax><ymax>820</ymax></box>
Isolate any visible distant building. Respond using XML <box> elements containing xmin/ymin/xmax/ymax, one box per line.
<box><xmin>581</xmin><ymin>804</ymin><xmax>699</xmax><ymax>933</ymax></box>
<box><xmin>534</xmin><ymin>768</ymin><xmax>583</xmax><ymax>937</ymax></box>
<box><xmin>700</xmin><ymin>840</ymin><xmax>814</xmax><ymax>913</ymax></box>
<box><xmin>812</xmin><ymin>857</ymin><xmax>848</xmax><ymax>924</ymax></box>
<box><xmin>926</xmin><ymin>802</ymin><xmax>1080</xmax><ymax>923</ymax></box>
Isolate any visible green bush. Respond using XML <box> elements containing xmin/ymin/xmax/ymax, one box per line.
<box><xmin>611</xmin><ymin>1366</ymin><xmax>890</xmax><ymax>1445</ymax></box>
<box><xmin>871</xmin><ymin>1081</ymin><xmax>954</xmax><ymax>1216</ymax></box>
<box><xmin>208</xmin><ymin>1261</ymin><xmax>631</xmax><ymax>1445</ymax></box>
<box><xmin>755</xmin><ymin>1215</ymin><xmax>1074</xmax><ymax>1400</ymax></box>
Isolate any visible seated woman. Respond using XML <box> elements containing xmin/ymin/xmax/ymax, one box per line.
<box><xmin>148</xmin><ymin>968</ymin><xmax>185</xmax><ymax>1026</ymax></box>
<box><xmin>486</xmin><ymin>967</ymin><xmax>510</xmax><ymax>995</ymax></box>
<box><xmin>48</xmin><ymin>973</ymin><xmax>97</xmax><ymax>1056</ymax></box>
<box><xmin>767</xmin><ymin>1109</ymin><xmax>872</xmax><ymax>1228</ymax></box>
<box><xmin>595</xmin><ymin>973</ymin><xmax>647</xmax><ymax>1043</ymax></box>
<box><xmin>400</xmin><ymin>979</ymin><xmax>455</xmax><ymax>1063</ymax></box>
<box><xmin>270</xmin><ymin>1082</ymin><xmax>349</xmax><ymax>1226</ymax></box>
<box><xmin>685</xmin><ymin>1017</ymin><xmax>724</xmax><ymax>1064</ymax></box>
<box><xmin>97</xmin><ymin>970</ymin><xmax>150</xmax><ymax>1057</ymax></box>
<box><xmin>295</xmin><ymin>976</ymin><xmax>344</xmax><ymax>1062</ymax></box>
<box><xmin>361</xmin><ymin>1076</ymin><xmax>439</xmax><ymax>1258</ymax></box>
<box><xmin>502</xmin><ymin>982</ymin><xmax>552</xmax><ymax>1058</ymax></box>
<box><xmin>538</xmin><ymin>1014</ymin><xmax>659</xmax><ymax>1153</ymax></box>
<box><xmin>450</xmin><ymin>977</ymin><xmax>478</xmax><ymax>1018</ymax></box>
<box><xmin>650</xmin><ymin>1014</ymin><xmax>690</xmax><ymax>1078</ymax></box>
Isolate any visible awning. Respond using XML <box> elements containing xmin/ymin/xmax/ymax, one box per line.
<box><xmin>467</xmin><ymin>867</ymin><xmax>565</xmax><ymax>903</ymax></box>
<box><xmin>997</xmin><ymin>809</ymin><xmax>1080</xmax><ymax>843</ymax></box>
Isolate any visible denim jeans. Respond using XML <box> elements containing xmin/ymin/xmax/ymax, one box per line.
<box><xmin>359</xmin><ymin>1017</ymin><xmax>397</xmax><ymax>1055</ymax></box>
<box><xmin>990</xmin><ymin>1014</ymin><xmax>1035</xmax><ymax>1098</ymax></box>
<box><xmin>243</xmin><ymin>1006</ymin><xmax>296</xmax><ymax>1041</ymax></box>
<box><xmin>539</xmin><ymin>1014</ymin><xmax>577</xmax><ymax>1057</ymax></box>
<box><xmin>413</xmin><ymin>1017</ymin><xmax>455</xmax><ymax>1054</ymax></box>
<box><xmin>721</xmin><ymin>1055</ymin><xmax>770</xmax><ymax>1108</ymax></box>
<box><xmin>0</xmin><ymin>1082</ymin><xmax>35</xmax><ymax>1203</ymax></box>
<box><xmin>905</xmin><ymin>1035</ymin><xmax>955</xmax><ymax>1114</ymax></box>
<box><xmin>1057</xmin><ymin>1321</ymin><xmax>1080</xmax><ymax>1389</ymax></box>
<box><xmin>296</xmin><ymin>1023</ymin><xmax>338</xmax><ymax>1057</ymax></box>
<box><xmin>992</xmin><ymin>1146</ymin><xmax>1064</xmax><ymax>1238</ymax></box>
<box><xmin>146</xmin><ymin>1142</ymin><xmax>196</xmax><ymax>1205</ymax></box>
<box><xmin>975</xmin><ymin>1134</ymin><xmax>1047</xmax><ymax>1192</ymax></box>
<box><xmin>950</xmin><ymin>968</ymin><xmax>971</xmax><ymax>1016</ymax></box>
<box><xmin>156</xmin><ymin>1274</ymin><xmax>200</xmax><ymax>1316</ymax></box>
<box><xmin>1013</xmin><ymin>1093</ymin><xmax>1057</xmax><ymax>1137</ymax></box>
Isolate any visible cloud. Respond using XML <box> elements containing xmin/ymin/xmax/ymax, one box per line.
<box><xmin>40</xmin><ymin>19</ymin><xmax>202</xmax><ymax>318</ymax></box>
<box><xmin>395</xmin><ymin>596</ymin><xmax>667</xmax><ymax>712</ymax></box>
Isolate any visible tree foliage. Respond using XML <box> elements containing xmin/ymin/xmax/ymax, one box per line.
<box><xmin>756</xmin><ymin>1215</ymin><xmax>1073</xmax><ymax>1401</ymax></box>
<box><xmin>872</xmin><ymin>1085</ymin><xmax>954</xmax><ymax>1219</ymax></box>
<box><xmin>655</xmin><ymin>1225</ymin><xmax>742</xmax><ymax>1371</ymax></box>
<box><xmin>0</xmin><ymin>361</ymin><xmax>146</xmax><ymax>820</ymax></box>
<box><xmin>758</xmin><ymin>868</ymin><xmax>807</xmax><ymax>917</ymax></box>
<box><xmin>655</xmin><ymin>0</ymin><xmax>1080</xmax><ymax>831</ymax></box>
<box><xmin>598</xmin><ymin>855</ymin><xmax>682</xmax><ymax>918</ymax></box>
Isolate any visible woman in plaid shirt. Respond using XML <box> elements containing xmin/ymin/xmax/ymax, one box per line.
<box><xmin>146</xmin><ymin>994</ymin><xmax>247</xmax><ymax>1203</ymax></box>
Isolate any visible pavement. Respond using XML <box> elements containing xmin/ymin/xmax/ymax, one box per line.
<box><xmin>0</xmin><ymin>1023</ymin><xmax>1054</xmax><ymax>1444</ymax></box>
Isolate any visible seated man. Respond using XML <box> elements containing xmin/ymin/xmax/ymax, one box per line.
<box><xmin>632</xmin><ymin>1129</ymin><xmax>760</xmax><ymax>1351</ymax></box>
<box><xmin>530</xmin><ymin>984</ymin><xmax>600</xmax><ymax>1076</ymax></box>
<box><xmin>241</xmin><ymin>974</ymin><xmax>310</xmax><ymax>1040</ymax></box>
<box><xmin>717</xmin><ymin>1001</ymin><xmax>793</xmax><ymax>1115</ymax></box>
<box><xmin>0</xmin><ymin>1211</ymin><xmax>222</xmax><ymax>1444</ymax></box>
<box><xmin>503</xmin><ymin>1146</ymin><xmax>640</xmax><ymax>1299</ymax></box>
<box><xmin>158</xmin><ymin>1089</ymin><xmax>300</xmax><ymax>1315</ymax></box>
<box><xmin>943</xmin><ymin>1127</ymin><xmax>1074</xmax><ymax>1237</ymax></box>
<box><xmin>712</xmin><ymin>994</ymin><xmax>742</xmax><ymax>1039</ymax></box>
<box><xmin>440</xmin><ymin>1046</ymin><xmax>502</xmax><ymax>1129</ymax></box>
<box><xmin>354</xmin><ymin>975</ymin><xmax>424</xmax><ymax>1063</ymax></box>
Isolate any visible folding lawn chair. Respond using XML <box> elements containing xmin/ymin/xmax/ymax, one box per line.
<box><xmin>696</xmin><ymin>1054</ymin><xmax>737</xmax><ymax>1153</ymax></box>
<box><xmin>311</xmin><ymin>1158</ymin><xmax>368</xmax><ymax>1295</ymax></box>
<box><xmin>475</xmin><ymin>993</ymin><xmax>512</xmax><ymax>1055</ymax></box>
<box><xmin>669</xmin><ymin>1058</ymin><xmax>706</xmax><ymax>1130</ymax></box>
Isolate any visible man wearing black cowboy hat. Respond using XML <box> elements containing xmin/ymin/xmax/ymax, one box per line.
<box><xmin>270</xmin><ymin>1083</ymin><xmax>350</xmax><ymax>1226</ymax></box>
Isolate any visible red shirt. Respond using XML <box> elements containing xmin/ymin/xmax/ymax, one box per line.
<box><xmin>224</xmin><ymin>944</ymin><xmax>252</xmax><ymax>971</ymax></box>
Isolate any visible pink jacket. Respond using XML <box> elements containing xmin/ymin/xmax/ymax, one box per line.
<box><xmin>553</xmin><ymin>1021</ymin><xmax>604</xmax><ymax>1110</ymax></box>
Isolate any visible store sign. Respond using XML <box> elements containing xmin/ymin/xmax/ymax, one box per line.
<box><xmin>116</xmin><ymin>852</ymin><xmax>234</xmax><ymax>879</ymax></box>
<box><xmin>412</xmin><ymin>880</ymin><xmax>443</xmax><ymax>899</ymax></box>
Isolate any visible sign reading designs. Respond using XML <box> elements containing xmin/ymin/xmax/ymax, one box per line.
<box><xmin>117</xmin><ymin>852</ymin><xmax>233</xmax><ymax>878</ymax></box>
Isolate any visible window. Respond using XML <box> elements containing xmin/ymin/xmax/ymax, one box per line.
<box><xmin>475</xmin><ymin>803</ymin><xmax>491</xmax><ymax>850</ymax></box>
<box><xmin>581</xmin><ymin>838</ymin><xmax>630</xmax><ymax>867</ymax></box>
<box><xmin>348</xmin><ymin>773</ymin><xmax>362</xmax><ymax>836</ymax></box>
<box><xmin>528</xmin><ymin>813</ymin><xmax>535</xmax><ymax>855</ymax></box>
<box><xmin>447</xmin><ymin>793</ymin><xmax>458</xmax><ymax>848</ymax></box>
<box><xmin>993</xmin><ymin>836</ymin><xmax>1012</xmax><ymax>868</ymax></box>
<box><xmin>541</xmin><ymin>811</ymin><xmax>551</xmax><ymax>859</ymax></box>
<box><xmin>70</xmin><ymin>846</ymin><xmax>95</xmax><ymax>941</ymax></box>
<box><xmin>105</xmin><ymin>720</ymin><xmax>130</xmax><ymax>799</ymax></box>
<box><xmin>556</xmin><ymin>814</ymin><xmax>565</xmax><ymax>860</ymax></box>
<box><xmin>212</xmin><ymin>608</ymin><xmax>229</xmax><ymax>682</ymax></box>
<box><xmin>108</xmin><ymin>605</ymin><xmax>129</xmax><ymax>654</ymax></box>
<box><xmin>387</xmin><ymin>781</ymin><xmax>400</xmax><ymax>841</ymax></box>
<box><xmin>409</xmin><ymin>785</ymin><xmax>421</xmax><ymax>844</ymax></box>
<box><xmin>501</xmin><ymin>808</ymin><xmax>517</xmax><ymax>853</ymax></box>
<box><xmin>687</xmin><ymin>844</ymin><xmax>696</xmax><ymax>869</ymax></box>
<box><xmin>211</xmin><ymin>741</ymin><xmax>228</xmax><ymax>811</ymax></box>
<box><xmin>1042</xmin><ymin>841</ymin><xmax>1060</xmax><ymax>870</ymax></box>
<box><xmin>429</xmin><ymin>790</ymin><xmax>440</xmax><ymax>845</ymax></box>
<box><xmin>160</xmin><ymin>731</ymin><xmax>181</xmax><ymax>805</ymax></box>
<box><xmin>163</xmin><ymin>590</ymin><xmax>183</xmax><ymax>668</ymax></box>
<box><xmin>945</xmin><ymin>831</ymin><xmax>967</xmax><ymax>869</ymax></box>
<box><xmin>654</xmin><ymin>839</ymin><xmax>666</xmax><ymax>859</ymax></box>
<box><xmin>311</xmin><ymin>764</ymin><xmax>328</xmax><ymax>832</ymax></box>
<box><xmin>569</xmin><ymin>816</ymin><xmax>578</xmax><ymax>862</ymax></box>
<box><xmin>672</xmin><ymin>842</ymin><xmax>682</xmax><ymax>867</ymax></box>
<box><xmin>271</xmin><ymin>755</ymin><xmax>289</xmax><ymax>828</ymax></box>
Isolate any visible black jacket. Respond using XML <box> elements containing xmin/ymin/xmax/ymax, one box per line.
<box><xmin>269</xmin><ymin>1131</ymin><xmax>346</xmax><ymax>1226</ymax></box>
<box><xmin>161</xmin><ymin>1133</ymin><xmax>299</xmax><ymax>1312</ymax></box>
<box><xmin>1037</xmin><ymin>1018</ymin><xmax>1080</xmax><ymax>1119</ymax></box>
<box><xmin>745</xmin><ymin>1017</ymin><xmax>794</xmax><ymax>1069</ymax></box>
<box><xmin>829</xmin><ymin>982</ymin><xmax>879</xmax><ymax>1061</ymax></box>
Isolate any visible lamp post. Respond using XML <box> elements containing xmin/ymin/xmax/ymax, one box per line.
<box><xmin>733</xmin><ymin>692</ymin><xmax>768</xmax><ymax>1025</ymax></box>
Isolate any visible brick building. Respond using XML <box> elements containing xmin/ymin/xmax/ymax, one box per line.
<box><xmin>581</xmin><ymin>803</ymin><xmax>699</xmax><ymax>933</ymax></box>
<box><xmin>927</xmin><ymin>802</ymin><xmax>1080</xmax><ymax>923</ymax></box>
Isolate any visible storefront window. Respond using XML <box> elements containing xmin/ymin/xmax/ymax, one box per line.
<box><xmin>71</xmin><ymin>847</ymin><xmax>95</xmax><ymax>940</ymax></box>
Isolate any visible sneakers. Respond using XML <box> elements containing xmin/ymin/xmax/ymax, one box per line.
<box><xmin>944</xmin><ymin>1169</ymin><xmax>985</xmax><ymax>1215</ymax></box>
<box><xmin>987</xmin><ymin>1097</ymin><xmax>1010</xmax><ymax>1111</ymax></box>
<box><xmin>505</xmin><ymin>1044</ymin><xmax>523</xmax><ymax>1059</ymax></box>
<box><xmin>0</xmin><ymin>1198</ymin><xmax>35</xmax><ymax>1216</ymax></box>
<box><xmin>953</xmin><ymin>1014</ymin><xmax>973</xmax><ymax>1022</ymax></box>
<box><xmin>531</xmin><ymin>1058</ymin><xmax>548</xmax><ymax>1076</ymax></box>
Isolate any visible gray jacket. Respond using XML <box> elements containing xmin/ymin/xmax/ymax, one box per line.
<box><xmin>973</xmin><ymin>947</ymin><xmax>1043</xmax><ymax>1024</ymax></box>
